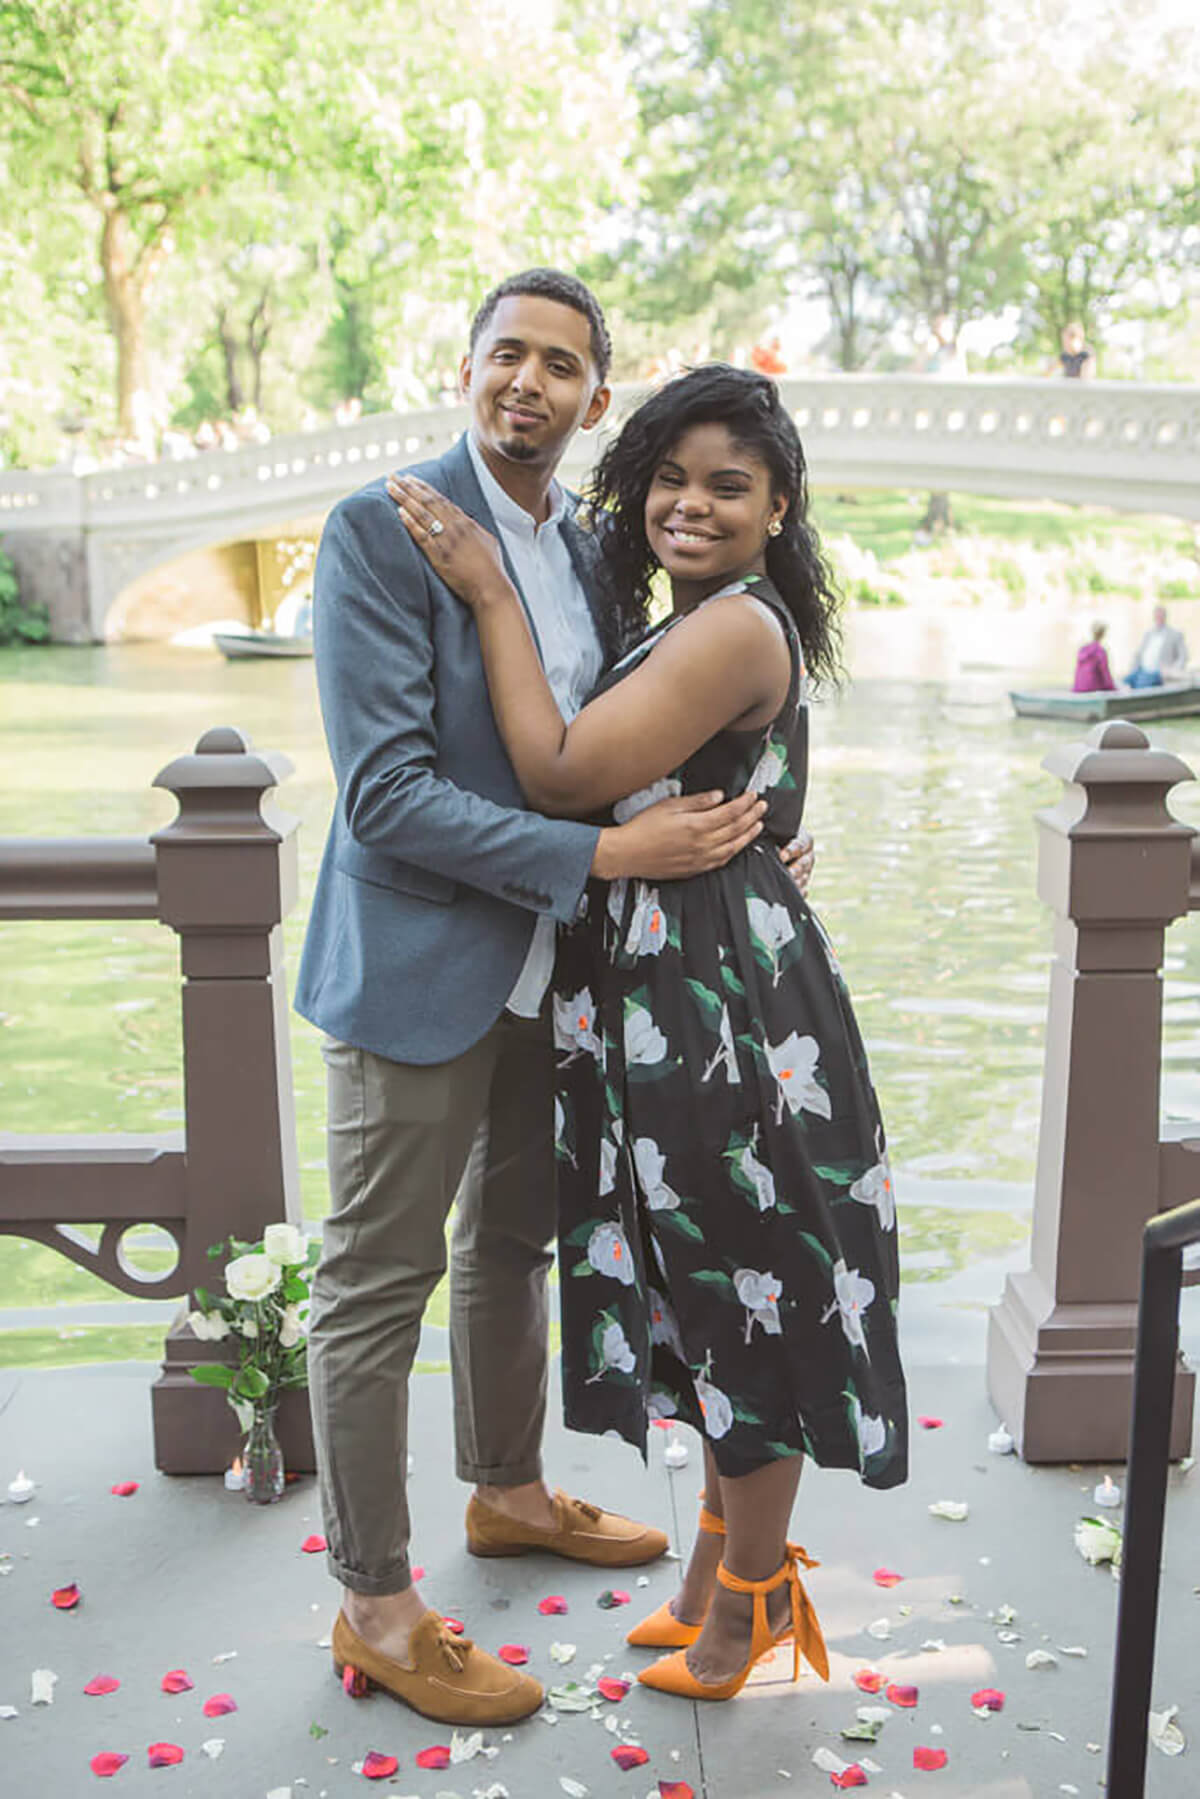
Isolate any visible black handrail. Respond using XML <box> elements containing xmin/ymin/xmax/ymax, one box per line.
<box><xmin>1106</xmin><ymin>1195</ymin><xmax>1200</xmax><ymax>1796</ymax></box>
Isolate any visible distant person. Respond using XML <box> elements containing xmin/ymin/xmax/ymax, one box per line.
<box><xmin>1127</xmin><ymin>605</ymin><xmax>1188</xmax><ymax>687</ymax></box>
<box><xmin>1054</xmin><ymin>322</ymin><xmax>1095</xmax><ymax>380</ymax></box>
<box><xmin>1073</xmin><ymin>621</ymin><xmax>1117</xmax><ymax>693</ymax></box>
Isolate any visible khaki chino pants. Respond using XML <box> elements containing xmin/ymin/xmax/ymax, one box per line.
<box><xmin>309</xmin><ymin>1011</ymin><xmax>555</xmax><ymax>1595</ymax></box>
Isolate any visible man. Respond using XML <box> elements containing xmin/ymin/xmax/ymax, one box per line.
<box><xmin>296</xmin><ymin>269</ymin><xmax>811</xmax><ymax>1726</ymax></box>
<box><xmin>1127</xmin><ymin>604</ymin><xmax>1189</xmax><ymax>688</ymax></box>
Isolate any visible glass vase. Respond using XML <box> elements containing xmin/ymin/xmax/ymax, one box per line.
<box><xmin>242</xmin><ymin>1403</ymin><xmax>285</xmax><ymax>1504</ymax></box>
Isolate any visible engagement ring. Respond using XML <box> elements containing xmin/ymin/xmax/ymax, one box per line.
<box><xmin>428</xmin><ymin>519</ymin><xmax>444</xmax><ymax>537</ymax></box>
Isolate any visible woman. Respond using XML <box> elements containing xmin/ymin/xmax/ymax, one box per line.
<box><xmin>389</xmin><ymin>366</ymin><xmax>908</xmax><ymax>1702</ymax></box>
<box><xmin>1073</xmin><ymin>620</ymin><xmax>1116</xmax><ymax>693</ymax></box>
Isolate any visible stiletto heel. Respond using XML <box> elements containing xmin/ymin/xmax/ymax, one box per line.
<box><xmin>626</xmin><ymin>1499</ymin><xmax>726</xmax><ymax>1649</ymax></box>
<box><xmin>637</xmin><ymin>1542</ymin><xmax>828</xmax><ymax>1700</ymax></box>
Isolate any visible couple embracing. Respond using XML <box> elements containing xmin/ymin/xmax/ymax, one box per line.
<box><xmin>295</xmin><ymin>269</ymin><xmax>908</xmax><ymax>1728</ymax></box>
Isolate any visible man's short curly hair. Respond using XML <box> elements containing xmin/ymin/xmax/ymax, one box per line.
<box><xmin>469</xmin><ymin>268</ymin><xmax>612</xmax><ymax>385</ymax></box>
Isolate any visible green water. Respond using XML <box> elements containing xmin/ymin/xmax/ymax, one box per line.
<box><xmin>4</xmin><ymin>638</ymin><xmax>1200</xmax><ymax>1354</ymax></box>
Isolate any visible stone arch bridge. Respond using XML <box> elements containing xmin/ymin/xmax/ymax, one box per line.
<box><xmin>2</xmin><ymin>375</ymin><xmax>1198</xmax><ymax>641</ymax></box>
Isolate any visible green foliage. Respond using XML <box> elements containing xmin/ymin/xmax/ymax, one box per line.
<box><xmin>0</xmin><ymin>547</ymin><xmax>49</xmax><ymax>644</ymax></box>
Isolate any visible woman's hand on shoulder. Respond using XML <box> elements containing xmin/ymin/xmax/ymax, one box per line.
<box><xmin>387</xmin><ymin>472</ymin><xmax>510</xmax><ymax>609</ymax></box>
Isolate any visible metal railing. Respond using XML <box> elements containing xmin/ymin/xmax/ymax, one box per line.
<box><xmin>1106</xmin><ymin>1196</ymin><xmax>1200</xmax><ymax>1797</ymax></box>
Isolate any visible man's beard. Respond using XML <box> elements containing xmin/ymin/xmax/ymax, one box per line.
<box><xmin>495</xmin><ymin>432</ymin><xmax>543</xmax><ymax>464</ymax></box>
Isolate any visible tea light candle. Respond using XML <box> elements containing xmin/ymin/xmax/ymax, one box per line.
<box><xmin>223</xmin><ymin>1458</ymin><xmax>244</xmax><ymax>1493</ymax></box>
<box><xmin>663</xmin><ymin>1435</ymin><xmax>689</xmax><ymax>1470</ymax></box>
<box><xmin>7</xmin><ymin>1470</ymin><xmax>35</xmax><ymax>1504</ymax></box>
<box><xmin>1094</xmin><ymin>1474</ymin><xmax>1122</xmax><ymax>1508</ymax></box>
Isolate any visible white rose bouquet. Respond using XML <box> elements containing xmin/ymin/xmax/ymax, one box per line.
<box><xmin>188</xmin><ymin>1224</ymin><xmax>316</xmax><ymax>1430</ymax></box>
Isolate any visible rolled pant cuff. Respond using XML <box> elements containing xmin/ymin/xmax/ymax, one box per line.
<box><xmin>328</xmin><ymin>1551</ymin><xmax>413</xmax><ymax>1597</ymax></box>
<box><xmin>457</xmin><ymin>1454</ymin><xmax>544</xmax><ymax>1488</ymax></box>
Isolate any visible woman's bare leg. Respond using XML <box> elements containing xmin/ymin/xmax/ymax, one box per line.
<box><xmin>686</xmin><ymin>1453</ymin><xmax>804</xmax><ymax>1683</ymax></box>
<box><xmin>671</xmin><ymin>1442</ymin><xmax>725</xmax><ymax>1625</ymax></box>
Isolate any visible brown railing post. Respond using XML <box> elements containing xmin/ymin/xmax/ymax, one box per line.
<box><xmin>987</xmin><ymin>720</ymin><xmax>1197</xmax><ymax>1461</ymax></box>
<box><xmin>148</xmin><ymin>726</ymin><xmax>310</xmax><ymax>1473</ymax></box>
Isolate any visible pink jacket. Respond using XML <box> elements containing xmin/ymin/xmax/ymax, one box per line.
<box><xmin>1073</xmin><ymin>640</ymin><xmax>1116</xmax><ymax>693</ymax></box>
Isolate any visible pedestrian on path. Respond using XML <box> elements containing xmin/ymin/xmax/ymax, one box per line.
<box><xmin>295</xmin><ymin>271</ymin><xmax>815</xmax><ymax>1728</ymax></box>
<box><xmin>391</xmin><ymin>363</ymin><xmax>908</xmax><ymax>1707</ymax></box>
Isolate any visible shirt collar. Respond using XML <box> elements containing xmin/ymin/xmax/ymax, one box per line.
<box><xmin>467</xmin><ymin>431</ymin><xmax>566</xmax><ymax>538</ymax></box>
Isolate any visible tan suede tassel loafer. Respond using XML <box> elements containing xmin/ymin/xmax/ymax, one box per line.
<box><xmin>466</xmin><ymin>1489</ymin><xmax>669</xmax><ymax>1567</ymax></box>
<box><xmin>332</xmin><ymin>1609</ymin><xmax>543</xmax><ymax>1725</ymax></box>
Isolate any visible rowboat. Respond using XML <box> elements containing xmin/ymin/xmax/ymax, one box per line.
<box><xmin>1009</xmin><ymin>681</ymin><xmax>1200</xmax><ymax>722</ymax></box>
<box><xmin>213</xmin><ymin>629</ymin><xmax>313</xmax><ymax>661</ymax></box>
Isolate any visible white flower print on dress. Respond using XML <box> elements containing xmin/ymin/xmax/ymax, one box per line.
<box><xmin>625</xmin><ymin>1000</ymin><xmax>668</xmax><ymax>1067</ymax></box>
<box><xmin>738</xmin><ymin>1141</ymin><xmax>777</xmax><ymax>1211</ymax></box>
<box><xmin>649</xmin><ymin>1286</ymin><xmax>686</xmax><ymax>1359</ymax></box>
<box><xmin>765</xmin><ymin>1030</ymin><xmax>832</xmax><ymax>1124</ymax></box>
<box><xmin>823</xmin><ymin>1258</ymin><xmax>876</xmax><ymax>1352</ymax></box>
<box><xmin>554</xmin><ymin>1096</ymin><xmax>577</xmax><ymax>1168</ymax></box>
<box><xmin>701</xmin><ymin>1002</ymin><xmax>741</xmax><ymax>1085</ymax></box>
<box><xmin>632</xmin><ymin>1136</ymin><xmax>681</xmax><ymax>1211</ymax></box>
<box><xmin>600</xmin><ymin>1318</ymin><xmax>636</xmax><ymax>1375</ymax></box>
<box><xmin>587</xmin><ymin>1222</ymin><xmax>636</xmax><ymax>1286</ymax></box>
<box><xmin>648</xmin><ymin>1386</ymin><xmax>678</xmax><ymax>1421</ymax></box>
<box><xmin>598</xmin><ymin>1135</ymin><xmax>618</xmax><ymax>1197</ymax></box>
<box><xmin>554</xmin><ymin>988</ymin><xmax>603</xmax><ymax>1062</ymax></box>
<box><xmin>733</xmin><ymin>1268</ymin><xmax>783</xmax><ymax>1341</ymax></box>
<box><xmin>606</xmin><ymin>877</ymin><xmax>628</xmax><ymax>929</ymax></box>
<box><xmin>747</xmin><ymin>896</ymin><xmax>796</xmax><ymax>986</ymax></box>
<box><xmin>850</xmin><ymin>1393</ymin><xmax>887</xmax><ymax>1462</ymax></box>
<box><xmin>613</xmin><ymin>777</ymin><xmax>682</xmax><ymax>824</ymax></box>
<box><xmin>625</xmin><ymin>883</ymin><xmax>670</xmax><ymax>957</ymax></box>
<box><xmin>695</xmin><ymin>1374</ymin><xmax>734</xmax><ymax>1440</ymax></box>
<box><xmin>747</xmin><ymin>738</ymin><xmax>787</xmax><ymax>795</ymax></box>
<box><xmin>851</xmin><ymin>1158</ymin><xmax>895</xmax><ymax>1231</ymax></box>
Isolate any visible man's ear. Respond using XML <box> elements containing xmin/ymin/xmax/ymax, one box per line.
<box><xmin>580</xmin><ymin>383</ymin><xmax>612</xmax><ymax>433</ymax></box>
<box><xmin>458</xmin><ymin>352</ymin><xmax>472</xmax><ymax>399</ymax></box>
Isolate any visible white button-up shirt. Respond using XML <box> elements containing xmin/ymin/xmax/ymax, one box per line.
<box><xmin>466</xmin><ymin>433</ymin><xmax>603</xmax><ymax>1017</ymax></box>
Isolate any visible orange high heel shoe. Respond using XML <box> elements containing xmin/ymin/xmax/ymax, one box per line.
<box><xmin>626</xmin><ymin>1501</ymin><xmax>726</xmax><ymax>1649</ymax></box>
<box><xmin>637</xmin><ymin>1541</ymin><xmax>828</xmax><ymax>1701</ymax></box>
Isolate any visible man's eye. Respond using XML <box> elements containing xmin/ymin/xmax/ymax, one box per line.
<box><xmin>549</xmin><ymin>363</ymin><xmax>573</xmax><ymax>377</ymax></box>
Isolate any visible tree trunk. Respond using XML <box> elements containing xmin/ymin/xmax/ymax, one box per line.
<box><xmin>99</xmin><ymin>208</ymin><xmax>152</xmax><ymax>444</ymax></box>
<box><xmin>216</xmin><ymin>309</ymin><xmax>244</xmax><ymax>415</ymax></box>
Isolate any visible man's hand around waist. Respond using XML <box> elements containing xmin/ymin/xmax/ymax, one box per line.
<box><xmin>592</xmin><ymin>791</ymin><xmax>766</xmax><ymax>881</ymax></box>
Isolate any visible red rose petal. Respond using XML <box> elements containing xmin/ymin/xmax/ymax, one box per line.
<box><xmin>832</xmin><ymin>1769</ymin><xmax>868</xmax><ymax>1791</ymax></box>
<box><xmin>917</xmin><ymin>1416</ymin><xmax>944</xmax><ymax>1430</ymax></box>
<box><xmin>51</xmin><ymin>1581</ymin><xmax>81</xmax><ymax>1609</ymax></box>
<box><xmin>538</xmin><ymin>1594</ymin><xmax>568</xmax><ymax>1615</ymax></box>
<box><xmin>442</xmin><ymin>1615</ymin><xmax>465</xmax><ymax>1634</ymax></box>
<box><xmin>914</xmin><ymin>1746</ymin><xmax>949</xmax><ymax>1771</ymax></box>
<box><xmin>659</xmin><ymin>1785</ymin><xmax>696</xmax><ymax>1799</ymax></box>
<box><xmin>497</xmin><ymin>1643</ymin><xmax>529</xmax><ymax>1665</ymax></box>
<box><xmin>110</xmin><ymin>1482</ymin><xmax>139</xmax><ymax>1497</ymax></box>
<box><xmin>416</xmin><ymin>1746</ymin><xmax>451</xmax><ymax>1770</ymax></box>
<box><xmin>362</xmin><ymin>1752</ymin><xmax>399</xmax><ymax>1780</ymax></box>
<box><xmin>159</xmin><ymin>1670</ymin><xmax>193</xmax><ymax>1694</ymax></box>
<box><xmin>84</xmin><ymin>1675</ymin><xmax>121</xmax><ymax>1696</ymax></box>
<box><xmin>411</xmin><ymin>1565</ymin><xmax>425</xmax><ymax>1580</ymax></box>
<box><xmin>853</xmin><ymin>1667</ymin><xmax>886</xmax><ymax>1693</ymax></box>
<box><xmin>90</xmin><ymin>1753</ymin><xmax>129</xmax><ymax>1778</ymax></box>
<box><xmin>650</xmin><ymin>1418</ymin><xmax>672</xmax><ymax>1430</ymax></box>
<box><xmin>612</xmin><ymin>1745</ymin><xmax>650</xmax><ymax>1771</ymax></box>
<box><xmin>597</xmin><ymin>1676</ymin><xmax>630</xmax><ymax>1701</ymax></box>
<box><xmin>971</xmin><ymin>1686</ymin><xmax>1006</xmax><ymax>1712</ymax></box>
<box><xmin>597</xmin><ymin>1588</ymin><xmax>632</xmax><ymax>1608</ymax></box>
<box><xmin>873</xmin><ymin>1567</ymin><xmax>904</xmax><ymax>1588</ymax></box>
<box><xmin>202</xmin><ymin>1694</ymin><xmax>237</xmax><ymax>1716</ymax></box>
<box><xmin>342</xmin><ymin>1664</ymin><xmax>370</xmax><ymax>1698</ymax></box>
<box><xmin>300</xmin><ymin>1534</ymin><xmax>327</xmax><ymax>1554</ymax></box>
<box><xmin>147</xmin><ymin>1743</ymin><xmax>184</xmax><ymax>1768</ymax></box>
<box><xmin>887</xmin><ymin>1682</ymin><xmax>920</xmax><ymax>1708</ymax></box>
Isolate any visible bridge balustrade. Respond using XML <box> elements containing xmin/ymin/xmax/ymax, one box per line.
<box><xmin>0</xmin><ymin>727</ymin><xmax>310</xmax><ymax>1473</ymax></box>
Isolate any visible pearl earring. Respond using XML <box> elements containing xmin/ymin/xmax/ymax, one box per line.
<box><xmin>767</xmin><ymin>520</ymin><xmax>783</xmax><ymax>537</ymax></box>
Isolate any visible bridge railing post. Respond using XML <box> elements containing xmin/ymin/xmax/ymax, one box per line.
<box><xmin>987</xmin><ymin>720</ymin><xmax>1197</xmax><ymax>1461</ymax></box>
<box><xmin>147</xmin><ymin>725</ymin><xmax>309</xmax><ymax>1473</ymax></box>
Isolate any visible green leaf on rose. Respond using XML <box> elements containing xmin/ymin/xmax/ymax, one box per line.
<box><xmin>191</xmin><ymin>1363</ymin><xmax>234</xmax><ymax>1389</ymax></box>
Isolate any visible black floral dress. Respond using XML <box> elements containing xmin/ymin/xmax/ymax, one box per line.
<box><xmin>552</xmin><ymin>575</ymin><xmax>908</xmax><ymax>1487</ymax></box>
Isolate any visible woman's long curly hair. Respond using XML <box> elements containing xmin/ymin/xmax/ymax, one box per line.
<box><xmin>587</xmin><ymin>364</ymin><xmax>842</xmax><ymax>687</ymax></box>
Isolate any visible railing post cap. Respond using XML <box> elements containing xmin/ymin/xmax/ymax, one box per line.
<box><xmin>152</xmin><ymin>726</ymin><xmax>294</xmax><ymax>798</ymax></box>
<box><xmin>1042</xmin><ymin>718</ymin><xmax>1194</xmax><ymax>793</ymax></box>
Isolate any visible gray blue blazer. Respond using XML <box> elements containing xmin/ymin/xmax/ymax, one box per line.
<box><xmin>295</xmin><ymin>434</ymin><xmax>605</xmax><ymax>1065</ymax></box>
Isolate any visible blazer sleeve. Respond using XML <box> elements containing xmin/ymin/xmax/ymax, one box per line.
<box><xmin>313</xmin><ymin>486</ymin><xmax>599</xmax><ymax>922</ymax></box>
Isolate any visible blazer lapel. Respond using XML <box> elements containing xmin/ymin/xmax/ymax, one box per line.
<box><xmin>438</xmin><ymin>433</ymin><xmax>545</xmax><ymax>661</ymax></box>
<box><xmin>559</xmin><ymin>498</ymin><xmax>611</xmax><ymax>661</ymax></box>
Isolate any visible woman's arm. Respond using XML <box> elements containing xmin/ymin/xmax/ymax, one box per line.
<box><xmin>391</xmin><ymin>473</ymin><xmax>789</xmax><ymax>817</ymax></box>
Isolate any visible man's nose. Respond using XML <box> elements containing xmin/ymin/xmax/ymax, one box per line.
<box><xmin>509</xmin><ymin>357</ymin><xmax>544</xmax><ymax>395</ymax></box>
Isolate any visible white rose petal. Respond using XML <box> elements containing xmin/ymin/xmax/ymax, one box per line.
<box><xmin>1148</xmin><ymin>1705</ymin><xmax>1186</xmax><ymax>1756</ymax></box>
<box><xmin>279</xmin><ymin>1304</ymin><xmax>305</xmax><ymax>1348</ymax></box>
<box><xmin>262</xmin><ymin>1222</ymin><xmax>306</xmax><ymax>1266</ymax></box>
<box><xmin>200</xmin><ymin>1738</ymin><xmax>225</xmax><ymax>1759</ymax></box>
<box><xmin>187</xmin><ymin>1308</ymin><xmax>231</xmax><ymax>1342</ymax></box>
<box><xmin>1026</xmin><ymin>1650</ymin><xmax>1058</xmax><ymax>1670</ymax></box>
<box><xmin>928</xmin><ymin>1499</ymin><xmax>969</xmax><ymax>1522</ymax></box>
<box><xmin>31</xmin><ymin>1669</ymin><xmax>57</xmax><ymax>1706</ymax></box>
<box><xmin>224</xmin><ymin>1253</ymin><xmax>280</xmax><ymax>1303</ymax></box>
<box><xmin>1074</xmin><ymin>1516</ymin><xmax>1122</xmax><ymax>1565</ymax></box>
